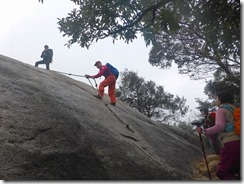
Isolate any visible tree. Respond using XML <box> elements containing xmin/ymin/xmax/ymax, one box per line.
<box><xmin>39</xmin><ymin>0</ymin><xmax>240</xmax><ymax>103</ymax></box>
<box><xmin>57</xmin><ymin>0</ymin><xmax>174</xmax><ymax>48</ymax></box>
<box><xmin>118</xmin><ymin>70</ymin><xmax>188</xmax><ymax>122</ymax></box>
<box><xmin>148</xmin><ymin>0</ymin><xmax>240</xmax><ymax>103</ymax></box>
<box><xmin>203</xmin><ymin>70</ymin><xmax>240</xmax><ymax>106</ymax></box>
<box><xmin>56</xmin><ymin>0</ymin><xmax>240</xmax><ymax>82</ymax></box>
<box><xmin>195</xmin><ymin>98</ymin><xmax>214</xmax><ymax>110</ymax></box>
<box><xmin>148</xmin><ymin>0</ymin><xmax>240</xmax><ymax>80</ymax></box>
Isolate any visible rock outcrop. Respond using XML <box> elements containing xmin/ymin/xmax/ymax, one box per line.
<box><xmin>0</xmin><ymin>54</ymin><xmax>202</xmax><ymax>180</ymax></box>
<box><xmin>194</xmin><ymin>154</ymin><xmax>220</xmax><ymax>180</ymax></box>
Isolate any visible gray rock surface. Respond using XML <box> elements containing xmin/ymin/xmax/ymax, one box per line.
<box><xmin>0</xmin><ymin>54</ymin><xmax>202</xmax><ymax>180</ymax></box>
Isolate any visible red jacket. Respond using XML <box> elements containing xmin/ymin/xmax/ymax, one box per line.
<box><xmin>92</xmin><ymin>65</ymin><xmax>112</xmax><ymax>79</ymax></box>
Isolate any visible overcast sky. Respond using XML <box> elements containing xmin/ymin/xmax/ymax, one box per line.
<box><xmin>0</xmin><ymin>0</ymin><xmax>218</xmax><ymax>116</ymax></box>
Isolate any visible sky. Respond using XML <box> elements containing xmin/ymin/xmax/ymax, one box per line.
<box><xmin>0</xmin><ymin>0</ymin><xmax>221</xmax><ymax>119</ymax></box>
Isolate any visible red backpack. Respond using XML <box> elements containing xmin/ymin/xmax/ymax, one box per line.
<box><xmin>204</xmin><ymin>112</ymin><xmax>216</xmax><ymax>128</ymax></box>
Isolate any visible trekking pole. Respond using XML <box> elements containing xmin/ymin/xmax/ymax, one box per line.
<box><xmin>93</xmin><ymin>79</ymin><xmax>98</xmax><ymax>88</ymax></box>
<box><xmin>87</xmin><ymin>78</ymin><xmax>95</xmax><ymax>89</ymax></box>
<box><xmin>191</xmin><ymin>121</ymin><xmax>212</xmax><ymax>180</ymax></box>
<box><xmin>198</xmin><ymin>132</ymin><xmax>212</xmax><ymax>180</ymax></box>
<box><xmin>93</xmin><ymin>79</ymin><xmax>108</xmax><ymax>106</ymax></box>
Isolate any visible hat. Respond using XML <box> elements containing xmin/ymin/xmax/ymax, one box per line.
<box><xmin>94</xmin><ymin>61</ymin><xmax>101</xmax><ymax>66</ymax></box>
<box><xmin>200</xmin><ymin>108</ymin><xmax>209</xmax><ymax>114</ymax></box>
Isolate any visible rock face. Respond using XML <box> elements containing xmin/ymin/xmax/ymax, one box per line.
<box><xmin>0</xmin><ymin>54</ymin><xmax>202</xmax><ymax>180</ymax></box>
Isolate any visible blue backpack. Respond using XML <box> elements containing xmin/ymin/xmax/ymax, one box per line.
<box><xmin>106</xmin><ymin>63</ymin><xmax>119</xmax><ymax>79</ymax></box>
<box><xmin>220</xmin><ymin>104</ymin><xmax>235</xmax><ymax>132</ymax></box>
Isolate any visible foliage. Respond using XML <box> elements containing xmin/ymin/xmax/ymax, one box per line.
<box><xmin>190</xmin><ymin>71</ymin><xmax>240</xmax><ymax>108</ymax></box>
<box><xmin>194</xmin><ymin>66</ymin><xmax>240</xmax><ymax>106</ymax></box>
<box><xmin>40</xmin><ymin>0</ymin><xmax>240</xmax><ymax>104</ymax></box>
<box><xmin>118</xmin><ymin>70</ymin><xmax>188</xmax><ymax>122</ymax></box>
<box><xmin>57</xmin><ymin>0</ymin><xmax>174</xmax><ymax>48</ymax></box>
<box><xmin>195</xmin><ymin>98</ymin><xmax>214</xmax><ymax>110</ymax></box>
<box><xmin>56</xmin><ymin>0</ymin><xmax>240</xmax><ymax>81</ymax></box>
<box><xmin>149</xmin><ymin>0</ymin><xmax>240</xmax><ymax>103</ymax></box>
<box><xmin>149</xmin><ymin>0</ymin><xmax>240</xmax><ymax>81</ymax></box>
<box><xmin>204</xmin><ymin>71</ymin><xmax>240</xmax><ymax>105</ymax></box>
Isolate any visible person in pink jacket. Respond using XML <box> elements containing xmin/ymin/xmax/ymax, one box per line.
<box><xmin>85</xmin><ymin>61</ymin><xmax>116</xmax><ymax>106</ymax></box>
<box><xmin>196</xmin><ymin>91</ymin><xmax>240</xmax><ymax>180</ymax></box>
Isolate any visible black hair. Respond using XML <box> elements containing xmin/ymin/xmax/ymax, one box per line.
<box><xmin>200</xmin><ymin>108</ymin><xmax>209</xmax><ymax>114</ymax></box>
<box><xmin>44</xmin><ymin>45</ymin><xmax>49</xmax><ymax>48</ymax></box>
<box><xmin>216</xmin><ymin>91</ymin><xmax>234</xmax><ymax>104</ymax></box>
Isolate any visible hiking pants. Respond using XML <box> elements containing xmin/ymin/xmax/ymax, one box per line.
<box><xmin>99</xmin><ymin>75</ymin><xmax>116</xmax><ymax>103</ymax></box>
<box><xmin>216</xmin><ymin>140</ymin><xmax>240</xmax><ymax>180</ymax></box>
<box><xmin>35</xmin><ymin>60</ymin><xmax>50</xmax><ymax>70</ymax></box>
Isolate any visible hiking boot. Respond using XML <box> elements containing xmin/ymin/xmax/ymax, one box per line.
<box><xmin>110</xmin><ymin>102</ymin><xmax>116</xmax><ymax>106</ymax></box>
<box><xmin>94</xmin><ymin>94</ymin><xmax>102</xmax><ymax>99</ymax></box>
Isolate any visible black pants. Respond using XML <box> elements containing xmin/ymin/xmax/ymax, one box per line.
<box><xmin>35</xmin><ymin>60</ymin><xmax>50</xmax><ymax>70</ymax></box>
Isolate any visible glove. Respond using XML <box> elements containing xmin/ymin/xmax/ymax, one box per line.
<box><xmin>85</xmin><ymin>74</ymin><xmax>90</xmax><ymax>78</ymax></box>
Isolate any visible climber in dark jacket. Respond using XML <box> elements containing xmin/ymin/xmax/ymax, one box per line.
<box><xmin>35</xmin><ymin>45</ymin><xmax>53</xmax><ymax>70</ymax></box>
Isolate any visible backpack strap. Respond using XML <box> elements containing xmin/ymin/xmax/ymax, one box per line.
<box><xmin>220</xmin><ymin>104</ymin><xmax>234</xmax><ymax>113</ymax></box>
<box><xmin>219</xmin><ymin>104</ymin><xmax>235</xmax><ymax>132</ymax></box>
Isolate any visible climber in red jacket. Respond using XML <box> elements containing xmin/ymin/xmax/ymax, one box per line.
<box><xmin>85</xmin><ymin>61</ymin><xmax>116</xmax><ymax>106</ymax></box>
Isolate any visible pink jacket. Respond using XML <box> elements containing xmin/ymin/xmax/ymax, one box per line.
<box><xmin>205</xmin><ymin>104</ymin><xmax>239</xmax><ymax>144</ymax></box>
<box><xmin>91</xmin><ymin>65</ymin><xmax>111</xmax><ymax>79</ymax></box>
<box><xmin>205</xmin><ymin>108</ymin><xmax>226</xmax><ymax>135</ymax></box>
